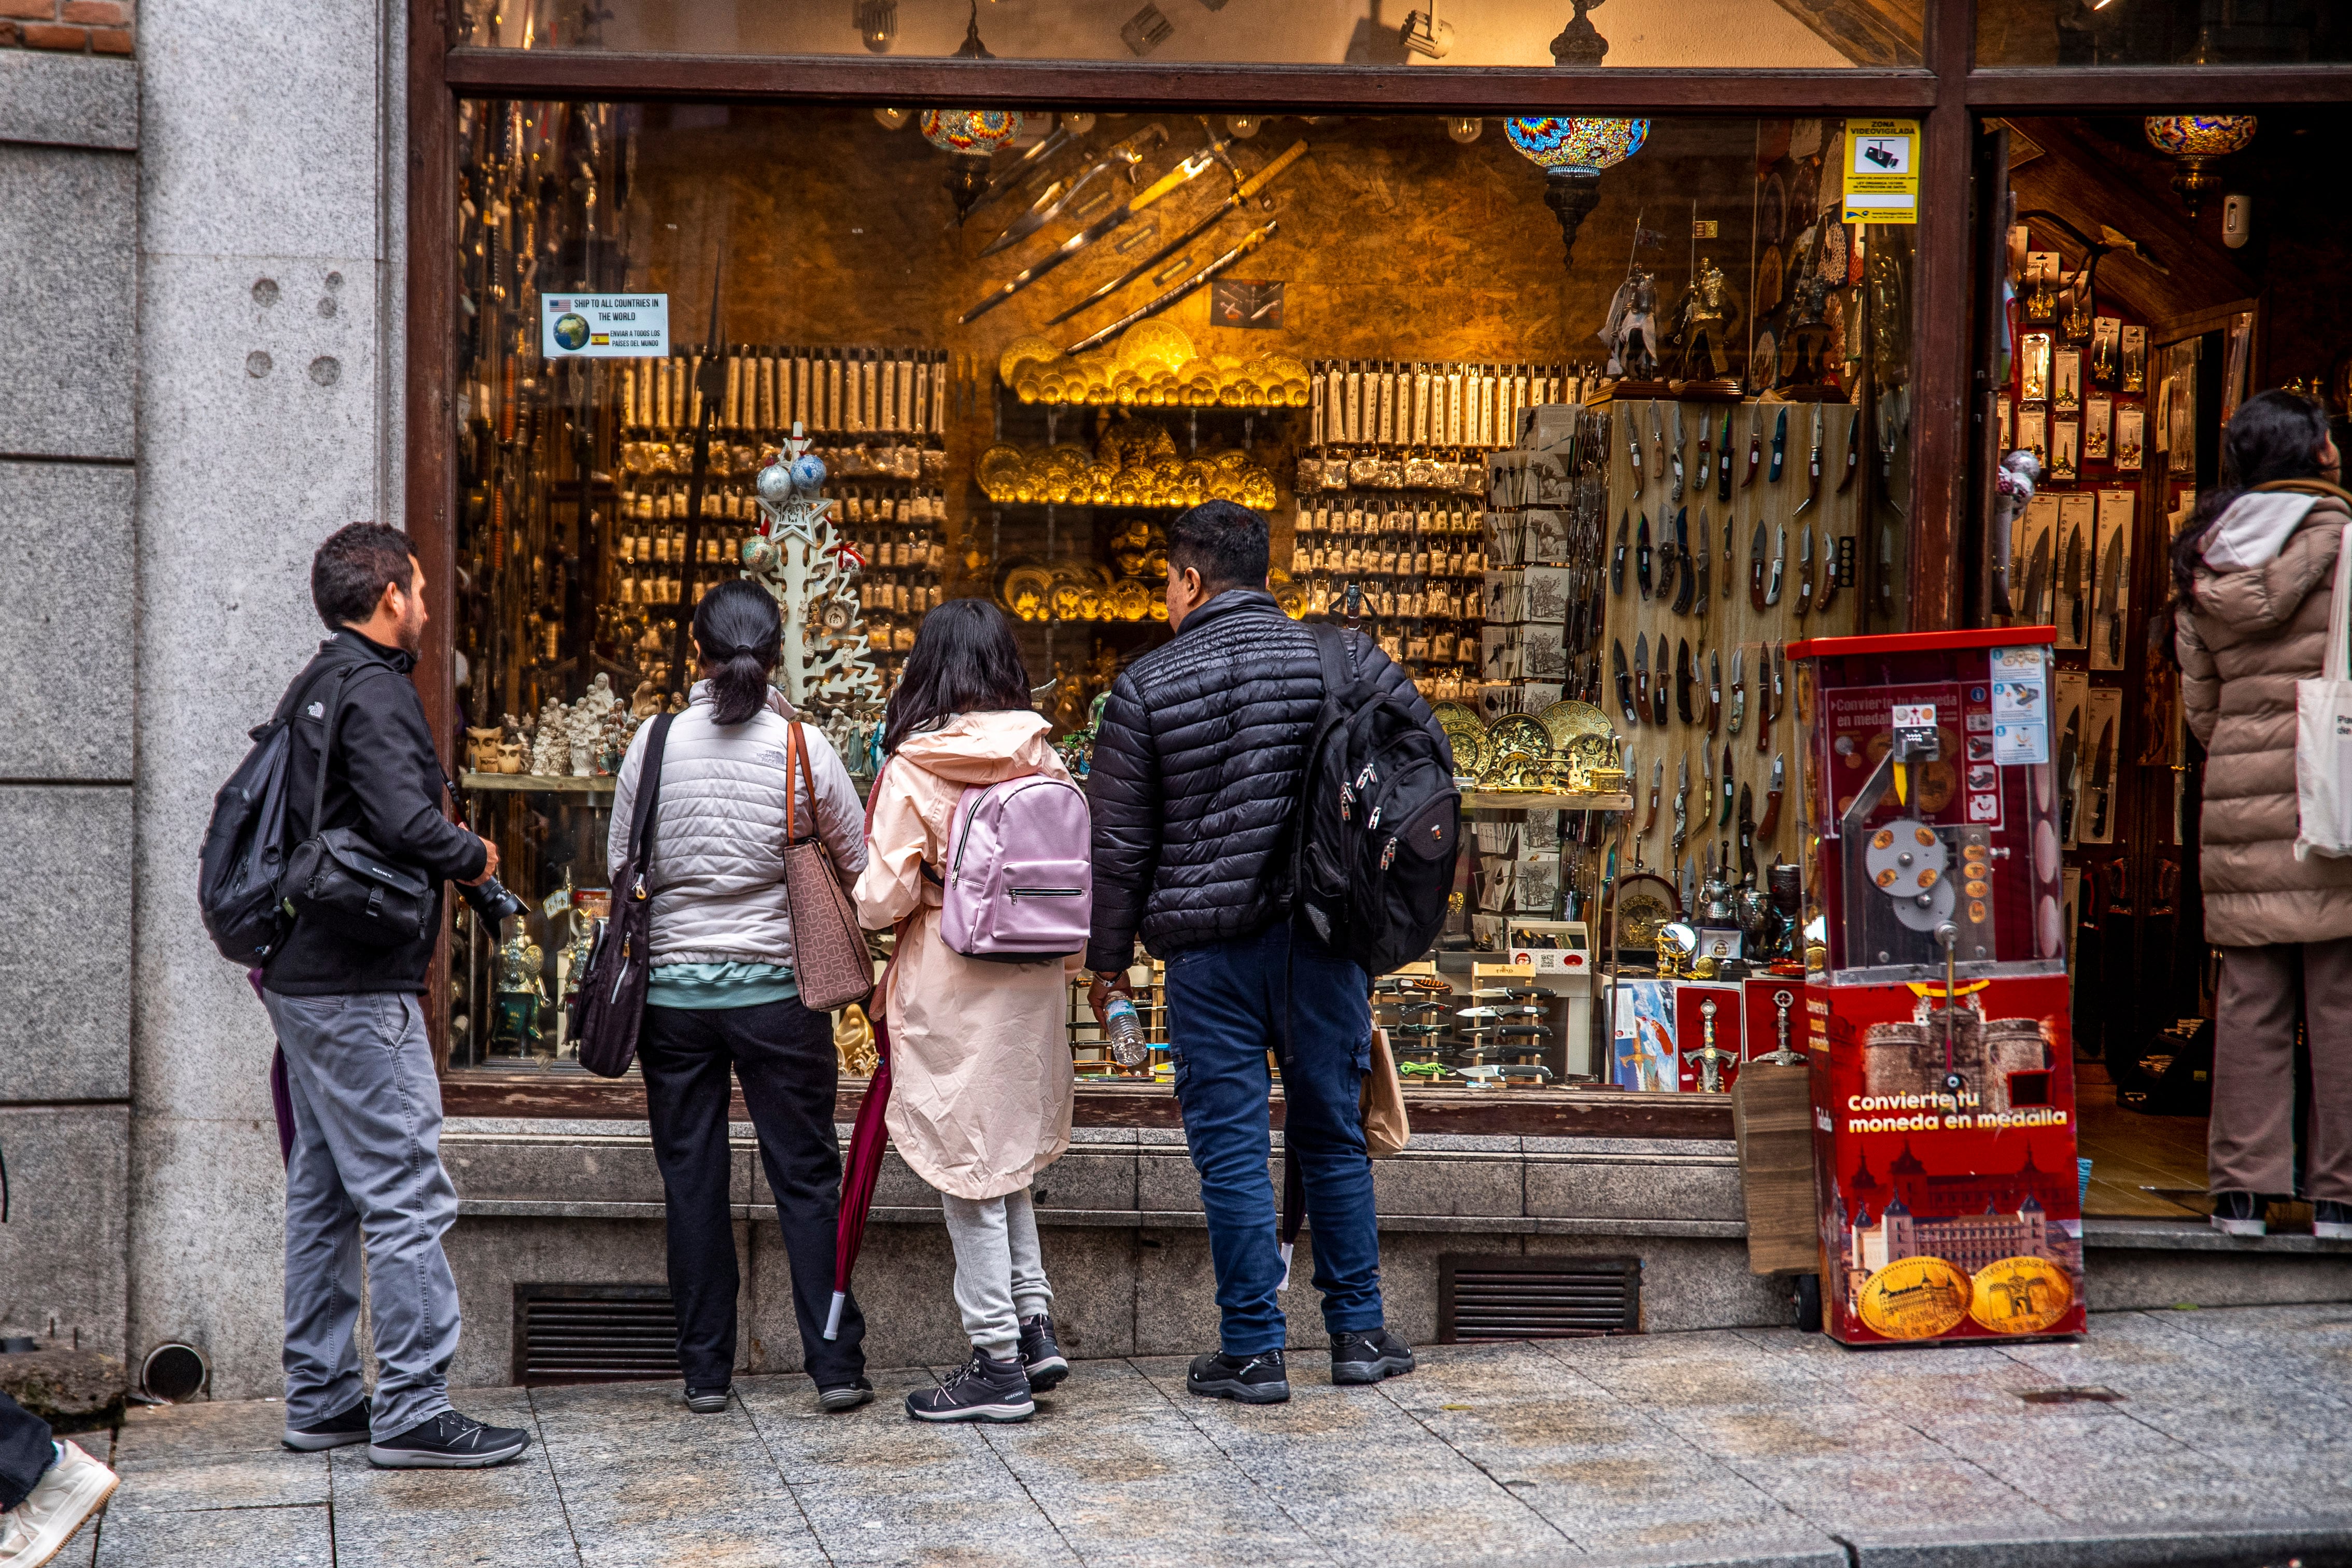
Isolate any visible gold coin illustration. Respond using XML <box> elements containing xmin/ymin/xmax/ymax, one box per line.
<box><xmin>1856</xmin><ymin>1255</ymin><xmax>1971</xmax><ymax>1340</ymax></box>
<box><xmin>1968</xmin><ymin>1255</ymin><xmax>2075</xmax><ymax>1335</ymax></box>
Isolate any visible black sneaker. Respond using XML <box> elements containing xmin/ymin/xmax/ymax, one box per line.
<box><xmin>2317</xmin><ymin>1199</ymin><xmax>2351</xmax><ymax>1241</ymax></box>
<box><xmin>284</xmin><ymin>1396</ymin><xmax>370</xmax><ymax>1451</ymax></box>
<box><xmin>1186</xmin><ymin>1349</ymin><xmax>1289</xmax><ymax>1405</ymax></box>
<box><xmin>905</xmin><ymin>1350</ymin><xmax>1034</xmax><ymax>1423</ymax></box>
<box><xmin>818</xmin><ymin>1379</ymin><xmax>874</xmax><ymax>1412</ymax></box>
<box><xmin>367</xmin><ymin>1410</ymin><xmax>532</xmax><ymax>1469</ymax></box>
<box><xmin>1330</xmin><ymin>1327</ymin><xmax>1416</xmax><ymax>1387</ymax></box>
<box><xmin>684</xmin><ymin>1385</ymin><xmax>731</xmax><ymax>1414</ymax></box>
<box><xmin>1019</xmin><ymin>1315</ymin><xmax>1069</xmax><ymax>1393</ymax></box>
<box><xmin>2211</xmin><ymin>1190</ymin><xmax>2266</xmax><ymax>1237</ymax></box>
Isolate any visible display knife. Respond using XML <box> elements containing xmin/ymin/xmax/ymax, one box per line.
<box><xmin>1765</xmin><ymin>525</ymin><xmax>1787</xmax><ymax>608</ymax></box>
<box><xmin>1657</xmin><ymin>513</ymin><xmax>1680</xmax><ymax>605</ymax></box>
<box><xmin>1737</xmin><ymin>785</ymin><xmax>1757</xmax><ymax>880</ymax></box>
<box><xmin>1748</xmin><ymin>516</ymin><xmax>1769</xmax><ymax>611</ymax></box>
<box><xmin>1794</xmin><ymin>524</ymin><xmax>1815</xmax><ymax>619</ymax></box>
<box><xmin>965</xmin><ymin>133</ymin><xmax>1233</xmax><ymax>325</ymax></box>
<box><xmin>1758</xmin><ymin>753</ymin><xmax>1785</xmax><ymax>839</ymax></box>
<box><xmin>1671</xmin><ymin>506</ymin><xmax>1695</xmax><ymax>615</ymax></box>
<box><xmin>1768</xmin><ymin>407</ymin><xmax>1788</xmax><ymax>483</ymax></box>
<box><xmin>2090</xmin><ymin>717</ymin><xmax>2117</xmax><ymax>838</ymax></box>
<box><xmin>1694</xmin><ymin>510</ymin><xmax>1712</xmax><ymax>612</ymax></box>
<box><xmin>1628</xmin><ymin>417</ymin><xmax>1646</xmax><ymax>488</ymax></box>
<box><xmin>1696</xmin><ymin>412</ymin><xmax>1712</xmax><ymax>491</ymax></box>
<box><xmin>2063</xmin><ymin>523</ymin><xmax>2086</xmax><ymax>643</ymax></box>
<box><xmin>1611</xmin><ymin>511</ymin><xmax>1630</xmax><ymax>597</ymax></box>
<box><xmin>1636</xmin><ymin>512</ymin><xmax>1654</xmax><ymax>599</ymax></box>
<box><xmin>1671</xmin><ymin>757</ymin><xmax>1690</xmax><ymax>861</ymax></box>
<box><xmin>980</xmin><ymin>124</ymin><xmax>1168</xmax><ymax>256</ymax></box>
<box><xmin>1671</xmin><ymin>404</ymin><xmax>1687</xmax><ymax>502</ymax></box>
<box><xmin>1643</xmin><ymin>756</ymin><xmax>1664</xmax><ymax>836</ymax></box>
<box><xmin>1727</xmin><ymin>647</ymin><xmax>1747</xmax><ymax>736</ymax></box>
<box><xmin>1719</xmin><ymin>411</ymin><xmax>1736</xmax><ymax>501</ymax></box>
<box><xmin>1707</xmin><ymin>648</ymin><xmax>1723</xmax><ymax>735</ymax></box>
<box><xmin>1757</xmin><ymin>644</ymin><xmax>1779</xmax><ymax>755</ymax></box>
<box><xmin>1613</xmin><ymin>638</ymin><xmax>1637</xmax><ymax>728</ymax></box>
<box><xmin>1675</xmin><ymin>639</ymin><xmax>1695</xmax><ymax>725</ymax></box>
<box><xmin>1816</xmin><ymin>525</ymin><xmax>1843</xmax><ymax>614</ymax></box>
<box><xmin>1045</xmin><ymin>138</ymin><xmax>1309</xmax><ymax>324</ymax></box>
<box><xmin>1633</xmin><ymin>632</ymin><xmax>1652</xmax><ymax>725</ymax></box>
<box><xmin>1838</xmin><ymin>408</ymin><xmax>1861</xmax><ymax>494</ymax></box>
<box><xmin>1065</xmin><ymin>219</ymin><xmax>1276</xmax><ymax>352</ymax></box>
<box><xmin>1719</xmin><ymin>741</ymin><xmax>1735</xmax><ymax>828</ymax></box>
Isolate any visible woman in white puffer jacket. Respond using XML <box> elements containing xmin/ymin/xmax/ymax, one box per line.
<box><xmin>605</xmin><ymin>580</ymin><xmax>874</xmax><ymax>1415</ymax></box>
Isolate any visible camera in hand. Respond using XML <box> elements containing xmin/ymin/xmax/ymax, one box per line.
<box><xmin>459</xmin><ymin>873</ymin><xmax>527</xmax><ymax>925</ymax></box>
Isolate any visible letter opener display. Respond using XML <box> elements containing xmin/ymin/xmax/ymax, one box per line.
<box><xmin>1707</xmin><ymin>648</ymin><xmax>1723</xmax><ymax>735</ymax></box>
<box><xmin>1046</xmin><ymin>139</ymin><xmax>1309</xmax><ymax>324</ymax></box>
<box><xmin>1758</xmin><ymin>754</ymin><xmax>1785</xmax><ymax>839</ymax></box>
<box><xmin>1613</xmin><ymin>638</ymin><xmax>1637</xmax><ymax>727</ymax></box>
<box><xmin>981</xmin><ymin>124</ymin><xmax>1170</xmax><ymax>256</ymax></box>
<box><xmin>1612</xmin><ymin>512</ymin><xmax>1629</xmax><ymax>596</ymax></box>
<box><xmin>966</xmin><ymin>133</ymin><xmax>1235</xmax><ymax>326</ymax></box>
<box><xmin>1064</xmin><ymin>220</ymin><xmax>1278</xmax><ymax>352</ymax></box>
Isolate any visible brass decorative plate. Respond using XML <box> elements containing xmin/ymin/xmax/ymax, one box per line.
<box><xmin>1488</xmin><ymin>714</ymin><xmax>1553</xmax><ymax>761</ymax></box>
<box><xmin>1611</xmin><ymin>871</ymin><xmax>1682</xmax><ymax>954</ymax></box>
<box><xmin>1440</xmin><ymin>719</ymin><xmax>1489</xmax><ymax>780</ymax></box>
<box><xmin>1431</xmin><ymin>700</ymin><xmax>1481</xmax><ymax>730</ymax></box>
<box><xmin>1539</xmin><ymin>700</ymin><xmax>1612</xmax><ymax>750</ymax></box>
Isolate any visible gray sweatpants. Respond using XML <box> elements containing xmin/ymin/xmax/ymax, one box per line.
<box><xmin>938</xmin><ymin>1189</ymin><xmax>1052</xmax><ymax>1361</ymax></box>
<box><xmin>263</xmin><ymin>990</ymin><xmax>461</xmax><ymax>1441</ymax></box>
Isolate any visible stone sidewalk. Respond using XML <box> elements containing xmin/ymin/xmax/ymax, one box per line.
<box><xmin>58</xmin><ymin>1302</ymin><xmax>2352</xmax><ymax>1568</ymax></box>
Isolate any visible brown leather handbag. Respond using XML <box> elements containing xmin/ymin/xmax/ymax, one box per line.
<box><xmin>570</xmin><ymin>713</ymin><xmax>673</xmax><ymax>1078</ymax></box>
<box><xmin>782</xmin><ymin>722</ymin><xmax>876</xmax><ymax>1013</ymax></box>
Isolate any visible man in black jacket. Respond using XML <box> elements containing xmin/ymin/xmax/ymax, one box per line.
<box><xmin>257</xmin><ymin>524</ymin><xmax>530</xmax><ymax>1469</ymax></box>
<box><xmin>1087</xmin><ymin>500</ymin><xmax>1434</xmax><ymax>1405</ymax></box>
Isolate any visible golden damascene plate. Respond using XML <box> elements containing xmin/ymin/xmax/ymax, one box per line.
<box><xmin>1539</xmin><ymin>700</ymin><xmax>1613</xmax><ymax>750</ymax></box>
<box><xmin>1564</xmin><ymin>732</ymin><xmax>1616</xmax><ymax>775</ymax></box>
<box><xmin>1967</xmin><ymin>1256</ymin><xmax>2075</xmax><ymax>1335</ymax></box>
<box><xmin>997</xmin><ymin>336</ymin><xmax>1061</xmax><ymax>385</ymax></box>
<box><xmin>1441</xmin><ymin>720</ymin><xmax>1490</xmax><ymax>780</ymax></box>
<box><xmin>1857</xmin><ymin>1256</ymin><xmax>1973</xmax><ymax>1341</ymax></box>
<box><xmin>1488</xmin><ymin>714</ymin><xmax>1553</xmax><ymax>761</ymax></box>
<box><xmin>1431</xmin><ymin>701</ymin><xmax>1481</xmax><ymax>730</ymax></box>
<box><xmin>999</xmin><ymin>562</ymin><xmax>1054</xmax><ymax>622</ymax></box>
<box><xmin>1117</xmin><ymin>320</ymin><xmax>1194</xmax><ymax>376</ymax></box>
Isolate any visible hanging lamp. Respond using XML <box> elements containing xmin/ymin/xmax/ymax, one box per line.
<box><xmin>1506</xmin><ymin>117</ymin><xmax>1648</xmax><ymax>264</ymax></box>
<box><xmin>2142</xmin><ymin>115</ymin><xmax>2256</xmax><ymax>217</ymax></box>
<box><xmin>925</xmin><ymin>0</ymin><xmax>1023</xmax><ymax>223</ymax></box>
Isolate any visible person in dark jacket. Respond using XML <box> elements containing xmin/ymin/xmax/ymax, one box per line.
<box><xmin>1086</xmin><ymin>499</ymin><xmax>1438</xmax><ymax>1405</ymax></box>
<box><xmin>256</xmin><ymin>523</ymin><xmax>530</xmax><ymax>1470</ymax></box>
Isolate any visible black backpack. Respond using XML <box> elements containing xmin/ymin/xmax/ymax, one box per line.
<box><xmin>196</xmin><ymin>661</ymin><xmax>344</xmax><ymax>965</ymax></box>
<box><xmin>1289</xmin><ymin>624</ymin><xmax>1461</xmax><ymax>976</ymax></box>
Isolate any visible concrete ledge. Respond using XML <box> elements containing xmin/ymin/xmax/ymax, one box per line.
<box><xmin>1838</xmin><ymin>1521</ymin><xmax>2352</xmax><ymax>1568</ymax></box>
<box><xmin>0</xmin><ymin>53</ymin><xmax>137</xmax><ymax>151</ymax></box>
<box><xmin>2085</xmin><ymin>1216</ymin><xmax>2352</xmax><ymax>1255</ymax></box>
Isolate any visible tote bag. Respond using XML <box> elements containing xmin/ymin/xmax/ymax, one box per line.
<box><xmin>571</xmin><ymin>713</ymin><xmax>674</xmax><ymax>1077</ymax></box>
<box><xmin>782</xmin><ymin>722</ymin><xmax>877</xmax><ymax>1012</ymax></box>
<box><xmin>2294</xmin><ymin>523</ymin><xmax>2352</xmax><ymax>860</ymax></box>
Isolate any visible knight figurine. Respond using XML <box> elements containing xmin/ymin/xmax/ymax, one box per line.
<box><xmin>1671</xmin><ymin>256</ymin><xmax>1741</xmax><ymax>383</ymax></box>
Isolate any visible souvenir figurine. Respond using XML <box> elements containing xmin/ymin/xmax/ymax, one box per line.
<box><xmin>1670</xmin><ymin>257</ymin><xmax>1742</xmax><ymax>383</ymax></box>
<box><xmin>1600</xmin><ymin>266</ymin><xmax>1663</xmax><ymax>380</ymax></box>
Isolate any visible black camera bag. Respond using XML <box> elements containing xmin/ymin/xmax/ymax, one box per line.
<box><xmin>279</xmin><ymin>670</ymin><xmax>436</xmax><ymax>949</ymax></box>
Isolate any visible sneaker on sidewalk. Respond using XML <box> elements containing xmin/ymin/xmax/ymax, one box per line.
<box><xmin>284</xmin><ymin>1397</ymin><xmax>372</xmax><ymax>1451</ymax></box>
<box><xmin>684</xmin><ymin>1386</ymin><xmax>731</xmax><ymax>1415</ymax></box>
<box><xmin>1018</xmin><ymin>1315</ymin><xmax>1069</xmax><ymax>1393</ymax></box>
<box><xmin>1330</xmin><ymin>1327</ymin><xmax>1416</xmax><ymax>1387</ymax></box>
<box><xmin>817</xmin><ymin>1379</ymin><xmax>874</xmax><ymax>1412</ymax></box>
<box><xmin>367</xmin><ymin>1410</ymin><xmax>532</xmax><ymax>1470</ymax></box>
<box><xmin>1186</xmin><ymin>1349</ymin><xmax>1289</xmax><ymax>1405</ymax></box>
<box><xmin>906</xmin><ymin>1350</ymin><xmax>1034</xmax><ymax>1423</ymax></box>
<box><xmin>2210</xmin><ymin>1190</ymin><xmax>2266</xmax><ymax>1237</ymax></box>
<box><xmin>0</xmin><ymin>1439</ymin><xmax>117</xmax><ymax>1567</ymax></box>
<box><xmin>2317</xmin><ymin>1199</ymin><xmax>2351</xmax><ymax>1241</ymax></box>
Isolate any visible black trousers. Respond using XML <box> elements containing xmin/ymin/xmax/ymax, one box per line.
<box><xmin>0</xmin><ymin>1391</ymin><xmax>54</xmax><ymax>1510</ymax></box>
<box><xmin>640</xmin><ymin>996</ymin><xmax>867</xmax><ymax>1390</ymax></box>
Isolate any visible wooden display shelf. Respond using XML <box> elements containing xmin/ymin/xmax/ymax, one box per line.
<box><xmin>460</xmin><ymin>771</ymin><xmax>617</xmax><ymax>795</ymax></box>
<box><xmin>1457</xmin><ymin>790</ymin><xmax>1632</xmax><ymax>813</ymax></box>
<box><xmin>438</xmin><ymin>1068</ymin><xmax>1731</xmax><ymax>1140</ymax></box>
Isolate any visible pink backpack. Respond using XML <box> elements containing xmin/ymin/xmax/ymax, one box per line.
<box><xmin>938</xmin><ymin>774</ymin><xmax>1093</xmax><ymax>963</ymax></box>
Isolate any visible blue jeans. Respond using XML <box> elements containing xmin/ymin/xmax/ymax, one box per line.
<box><xmin>1163</xmin><ymin>924</ymin><xmax>1383</xmax><ymax>1355</ymax></box>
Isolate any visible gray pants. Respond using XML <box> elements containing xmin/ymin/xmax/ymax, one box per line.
<box><xmin>938</xmin><ymin>1189</ymin><xmax>1052</xmax><ymax>1360</ymax></box>
<box><xmin>264</xmin><ymin>990</ymin><xmax>461</xmax><ymax>1441</ymax></box>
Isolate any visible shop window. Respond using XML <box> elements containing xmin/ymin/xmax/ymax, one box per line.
<box><xmin>444</xmin><ymin>101</ymin><xmax>1918</xmax><ymax>1085</ymax></box>
<box><xmin>1977</xmin><ymin>0</ymin><xmax>2352</xmax><ymax>65</ymax></box>
<box><xmin>459</xmin><ymin>0</ymin><xmax>1920</xmax><ymax>68</ymax></box>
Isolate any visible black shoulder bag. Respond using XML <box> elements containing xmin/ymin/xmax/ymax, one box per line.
<box><xmin>570</xmin><ymin>713</ymin><xmax>675</xmax><ymax>1079</ymax></box>
<box><xmin>278</xmin><ymin>670</ymin><xmax>437</xmax><ymax>949</ymax></box>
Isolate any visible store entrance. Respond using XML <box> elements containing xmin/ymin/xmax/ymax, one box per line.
<box><xmin>1972</xmin><ymin>109</ymin><xmax>2352</xmax><ymax>1226</ymax></box>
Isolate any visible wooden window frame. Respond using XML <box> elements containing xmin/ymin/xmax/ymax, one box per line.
<box><xmin>403</xmin><ymin>0</ymin><xmax>2352</xmax><ymax>1122</ymax></box>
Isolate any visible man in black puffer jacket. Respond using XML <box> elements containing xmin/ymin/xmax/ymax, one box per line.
<box><xmin>1087</xmin><ymin>499</ymin><xmax>1443</xmax><ymax>1406</ymax></box>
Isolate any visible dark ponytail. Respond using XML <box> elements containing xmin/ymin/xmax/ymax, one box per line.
<box><xmin>2167</xmin><ymin>389</ymin><xmax>2332</xmax><ymax>608</ymax></box>
<box><xmin>690</xmin><ymin>578</ymin><xmax>783</xmax><ymax>726</ymax></box>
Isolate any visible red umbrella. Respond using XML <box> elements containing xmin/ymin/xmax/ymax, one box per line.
<box><xmin>825</xmin><ymin>996</ymin><xmax>891</xmax><ymax>1340</ymax></box>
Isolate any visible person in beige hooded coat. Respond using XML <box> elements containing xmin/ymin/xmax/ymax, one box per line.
<box><xmin>2171</xmin><ymin>389</ymin><xmax>2352</xmax><ymax>1240</ymax></box>
<box><xmin>853</xmin><ymin>600</ymin><xmax>1079</xmax><ymax>1422</ymax></box>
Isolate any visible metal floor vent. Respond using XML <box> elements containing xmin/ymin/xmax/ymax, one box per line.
<box><xmin>1437</xmin><ymin>1255</ymin><xmax>1641</xmax><ymax>1343</ymax></box>
<box><xmin>513</xmin><ymin>1285</ymin><xmax>682</xmax><ymax>1386</ymax></box>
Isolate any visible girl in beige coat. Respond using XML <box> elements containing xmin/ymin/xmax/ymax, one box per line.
<box><xmin>853</xmin><ymin>600</ymin><xmax>1079</xmax><ymax>1422</ymax></box>
<box><xmin>2171</xmin><ymin>389</ymin><xmax>2352</xmax><ymax>1240</ymax></box>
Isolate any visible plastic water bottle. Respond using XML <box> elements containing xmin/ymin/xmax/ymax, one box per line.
<box><xmin>1105</xmin><ymin>995</ymin><xmax>1149</xmax><ymax>1069</ymax></box>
